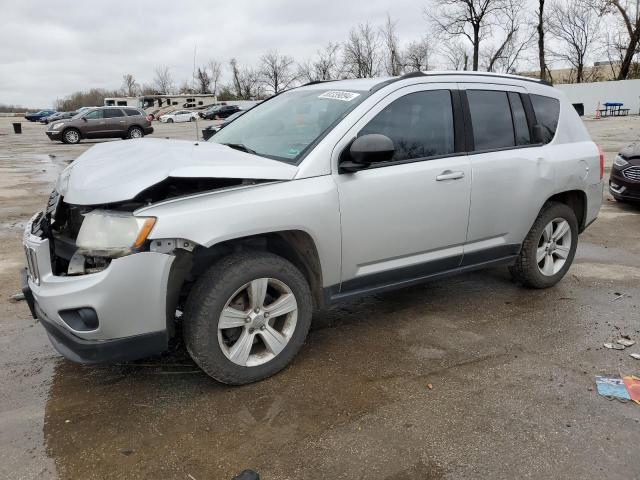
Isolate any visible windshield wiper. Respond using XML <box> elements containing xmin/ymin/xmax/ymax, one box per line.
<box><xmin>221</xmin><ymin>143</ymin><xmax>257</xmax><ymax>155</ymax></box>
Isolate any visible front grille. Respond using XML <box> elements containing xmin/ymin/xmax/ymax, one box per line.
<box><xmin>622</xmin><ymin>166</ymin><xmax>640</xmax><ymax>182</ymax></box>
<box><xmin>24</xmin><ymin>246</ymin><xmax>40</xmax><ymax>285</ymax></box>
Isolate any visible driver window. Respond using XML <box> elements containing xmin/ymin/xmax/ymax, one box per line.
<box><xmin>359</xmin><ymin>90</ymin><xmax>455</xmax><ymax>162</ymax></box>
<box><xmin>84</xmin><ymin>110</ymin><xmax>104</xmax><ymax>120</ymax></box>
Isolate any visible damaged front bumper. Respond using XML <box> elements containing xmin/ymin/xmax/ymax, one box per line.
<box><xmin>22</xmin><ymin>212</ymin><xmax>175</xmax><ymax>363</ymax></box>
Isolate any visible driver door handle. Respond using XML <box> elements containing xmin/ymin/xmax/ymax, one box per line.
<box><xmin>436</xmin><ymin>170</ymin><xmax>465</xmax><ymax>181</ymax></box>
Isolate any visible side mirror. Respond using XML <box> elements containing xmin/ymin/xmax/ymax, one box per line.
<box><xmin>340</xmin><ymin>134</ymin><xmax>395</xmax><ymax>173</ymax></box>
<box><xmin>532</xmin><ymin>124</ymin><xmax>545</xmax><ymax>144</ymax></box>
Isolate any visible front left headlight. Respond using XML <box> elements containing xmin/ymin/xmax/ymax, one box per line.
<box><xmin>613</xmin><ymin>155</ymin><xmax>629</xmax><ymax>168</ymax></box>
<box><xmin>76</xmin><ymin>210</ymin><xmax>156</xmax><ymax>257</ymax></box>
<box><xmin>52</xmin><ymin>122</ymin><xmax>64</xmax><ymax>130</ymax></box>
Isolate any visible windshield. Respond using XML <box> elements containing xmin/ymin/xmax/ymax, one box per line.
<box><xmin>210</xmin><ymin>89</ymin><xmax>366</xmax><ymax>163</ymax></box>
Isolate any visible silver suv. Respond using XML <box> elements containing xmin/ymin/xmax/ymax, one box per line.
<box><xmin>22</xmin><ymin>72</ymin><xmax>603</xmax><ymax>384</ymax></box>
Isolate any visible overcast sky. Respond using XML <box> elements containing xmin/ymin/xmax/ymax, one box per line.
<box><xmin>1</xmin><ymin>0</ymin><xmax>441</xmax><ymax>107</ymax></box>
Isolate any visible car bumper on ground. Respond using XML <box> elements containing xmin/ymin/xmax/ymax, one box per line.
<box><xmin>22</xmin><ymin>214</ymin><xmax>173</xmax><ymax>363</ymax></box>
<box><xmin>609</xmin><ymin>170</ymin><xmax>640</xmax><ymax>201</ymax></box>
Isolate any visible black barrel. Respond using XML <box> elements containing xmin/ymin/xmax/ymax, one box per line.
<box><xmin>12</xmin><ymin>122</ymin><xmax>22</xmax><ymax>134</ymax></box>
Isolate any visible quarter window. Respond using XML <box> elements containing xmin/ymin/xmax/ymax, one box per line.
<box><xmin>124</xmin><ymin>108</ymin><xmax>141</xmax><ymax>116</ymax></box>
<box><xmin>530</xmin><ymin>94</ymin><xmax>560</xmax><ymax>144</ymax></box>
<box><xmin>104</xmin><ymin>108</ymin><xmax>125</xmax><ymax>118</ymax></box>
<box><xmin>467</xmin><ymin>90</ymin><xmax>514</xmax><ymax>150</ymax></box>
<box><xmin>359</xmin><ymin>90</ymin><xmax>455</xmax><ymax>162</ymax></box>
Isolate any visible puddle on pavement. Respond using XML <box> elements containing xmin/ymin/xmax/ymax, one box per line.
<box><xmin>39</xmin><ymin>272</ymin><xmax>585</xmax><ymax>479</ymax></box>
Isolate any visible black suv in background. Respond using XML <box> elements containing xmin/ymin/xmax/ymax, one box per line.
<box><xmin>46</xmin><ymin>107</ymin><xmax>153</xmax><ymax>144</ymax></box>
<box><xmin>200</xmin><ymin>104</ymin><xmax>241</xmax><ymax>120</ymax></box>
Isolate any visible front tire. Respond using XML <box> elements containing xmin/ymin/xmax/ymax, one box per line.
<box><xmin>509</xmin><ymin>202</ymin><xmax>578</xmax><ymax>288</ymax></box>
<box><xmin>167</xmin><ymin>118</ymin><xmax>174</xmax><ymax>123</ymax></box>
<box><xmin>62</xmin><ymin>128</ymin><xmax>80</xmax><ymax>144</ymax></box>
<box><xmin>183</xmin><ymin>251</ymin><xmax>313</xmax><ymax>385</ymax></box>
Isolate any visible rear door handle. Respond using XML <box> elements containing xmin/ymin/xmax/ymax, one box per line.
<box><xmin>436</xmin><ymin>170</ymin><xmax>465</xmax><ymax>181</ymax></box>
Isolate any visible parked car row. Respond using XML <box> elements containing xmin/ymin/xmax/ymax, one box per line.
<box><xmin>200</xmin><ymin>104</ymin><xmax>241</xmax><ymax>120</ymax></box>
<box><xmin>201</xmin><ymin>110</ymin><xmax>247</xmax><ymax>140</ymax></box>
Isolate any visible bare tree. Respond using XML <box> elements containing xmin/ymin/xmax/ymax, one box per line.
<box><xmin>153</xmin><ymin>66</ymin><xmax>174</xmax><ymax>94</ymax></box>
<box><xmin>230</xmin><ymin>58</ymin><xmax>264</xmax><ymax>99</ymax></box>
<box><xmin>428</xmin><ymin>0</ymin><xmax>507</xmax><ymax>71</ymax></box>
<box><xmin>592</xmin><ymin>0</ymin><xmax>640</xmax><ymax>79</ymax></box>
<box><xmin>208</xmin><ymin>60</ymin><xmax>223</xmax><ymax>96</ymax></box>
<box><xmin>342</xmin><ymin>22</ymin><xmax>381</xmax><ymax>78</ymax></box>
<box><xmin>535</xmin><ymin>0</ymin><xmax>551</xmax><ymax>82</ymax></box>
<box><xmin>442</xmin><ymin>40</ymin><xmax>471</xmax><ymax>70</ymax></box>
<box><xmin>547</xmin><ymin>0</ymin><xmax>601</xmax><ymax>83</ymax></box>
<box><xmin>259</xmin><ymin>49</ymin><xmax>297</xmax><ymax>94</ymax></box>
<box><xmin>403</xmin><ymin>37</ymin><xmax>433</xmax><ymax>72</ymax></box>
<box><xmin>121</xmin><ymin>73</ymin><xmax>139</xmax><ymax>97</ymax></box>
<box><xmin>483</xmin><ymin>0</ymin><xmax>535</xmax><ymax>73</ymax></box>
<box><xmin>178</xmin><ymin>79</ymin><xmax>194</xmax><ymax>94</ymax></box>
<box><xmin>381</xmin><ymin>14</ymin><xmax>403</xmax><ymax>76</ymax></box>
<box><xmin>298</xmin><ymin>43</ymin><xmax>341</xmax><ymax>82</ymax></box>
<box><xmin>195</xmin><ymin>67</ymin><xmax>211</xmax><ymax>93</ymax></box>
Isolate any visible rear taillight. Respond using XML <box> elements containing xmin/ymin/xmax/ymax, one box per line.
<box><xmin>146</xmin><ymin>115</ymin><xmax>152</xmax><ymax>122</ymax></box>
<box><xmin>597</xmin><ymin>144</ymin><xmax>604</xmax><ymax>179</ymax></box>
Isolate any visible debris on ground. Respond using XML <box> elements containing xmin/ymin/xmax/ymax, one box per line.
<box><xmin>604</xmin><ymin>342</ymin><xmax>626</xmax><ymax>350</ymax></box>
<box><xmin>611</xmin><ymin>292</ymin><xmax>626</xmax><ymax>302</ymax></box>
<box><xmin>630</xmin><ymin>353</ymin><xmax>640</xmax><ymax>360</ymax></box>
<box><xmin>617</xmin><ymin>337</ymin><xmax>636</xmax><ymax>347</ymax></box>
<box><xmin>427</xmin><ymin>383</ymin><xmax>433</xmax><ymax>390</ymax></box>
<box><xmin>595</xmin><ymin>376</ymin><xmax>630</xmax><ymax>401</ymax></box>
<box><xmin>9</xmin><ymin>292</ymin><xmax>25</xmax><ymax>302</ymax></box>
<box><xmin>232</xmin><ymin>470</ymin><xmax>260</xmax><ymax>480</ymax></box>
<box><xmin>623</xmin><ymin>376</ymin><xmax>640</xmax><ymax>404</ymax></box>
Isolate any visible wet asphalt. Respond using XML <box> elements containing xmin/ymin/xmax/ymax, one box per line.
<box><xmin>0</xmin><ymin>117</ymin><xmax>639</xmax><ymax>479</ymax></box>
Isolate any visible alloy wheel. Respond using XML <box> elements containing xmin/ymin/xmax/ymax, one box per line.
<box><xmin>537</xmin><ymin>217</ymin><xmax>572</xmax><ymax>276</ymax></box>
<box><xmin>217</xmin><ymin>278</ymin><xmax>298</xmax><ymax>367</ymax></box>
<box><xmin>65</xmin><ymin>130</ymin><xmax>79</xmax><ymax>143</ymax></box>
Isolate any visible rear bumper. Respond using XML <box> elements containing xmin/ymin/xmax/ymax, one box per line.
<box><xmin>144</xmin><ymin>126</ymin><xmax>154</xmax><ymax>135</ymax></box>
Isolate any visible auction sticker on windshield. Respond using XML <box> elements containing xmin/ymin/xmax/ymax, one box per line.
<box><xmin>318</xmin><ymin>91</ymin><xmax>361</xmax><ymax>101</ymax></box>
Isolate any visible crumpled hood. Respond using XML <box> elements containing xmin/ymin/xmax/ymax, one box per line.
<box><xmin>61</xmin><ymin>138</ymin><xmax>298</xmax><ymax>205</ymax></box>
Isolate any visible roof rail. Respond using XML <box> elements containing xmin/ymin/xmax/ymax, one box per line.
<box><xmin>301</xmin><ymin>79</ymin><xmax>335</xmax><ymax>87</ymax></box>
<box><xmin>370</xmin><ymin>70</ymin><xmax>551</xmax><ymax>92</ymax></box>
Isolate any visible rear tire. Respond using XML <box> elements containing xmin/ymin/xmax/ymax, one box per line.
<box><xmin>183</xmin><ymin>251</ymin><xmax>313</xmax><ymax>385</ymax></box>
<box><xmin>62</xmin><ymin>128</ymin><xmax>80</xmax><ymax>144</ymax></box>
<box><xmin>509</xmin><ymin>202</ymin><xmax>578</xmax><ymax>288</ymax></box>
<box><xmin>167</xmin><ymin>118</ymin><xmax>174</xmax><ymax>123</ymax></box>
<box><xmin>127</xmin><ymin>126</ymin><xmax>144</xmax><ymax>139</ymax></box>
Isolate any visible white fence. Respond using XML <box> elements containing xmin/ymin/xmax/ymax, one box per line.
<box><xmin>555</xmin><ymin>80</ymin><xmax>640</xmax><ymax>117</ymax></box>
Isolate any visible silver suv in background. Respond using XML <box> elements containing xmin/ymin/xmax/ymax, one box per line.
<box><xmin>46</xmin><ymin>106</ymin><xmax>153</xmax><ymax>144</ymax></box>
<box><xmin>22</xmin><ymin>72</ymin><xmax>603</xmax><ymax>384</ymax></box>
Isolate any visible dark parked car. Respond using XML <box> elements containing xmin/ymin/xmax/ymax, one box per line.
<box><xmin>610</xmin><ymin>143</ymin><xmax>640</xmax><ymax>203</ymax></box>
<box><xmin>39</xmin><ymin>111</ymin><xmax>76</xmax><ymax>124</ymax></box>
<box><xmin>25</xmin><ymin>109</ymin><xmax>57</xmax><ymax>122</ymax></box>
<box><xmin>201</xmin><ymin>110</ymin><xmax>246</xmax><ymax>140</ymax></box>
<box><xmin>201</xmin><ymin>104</ymin><xmax>241</xmax><ymax>120</ymax></box>
<box><xmin>46</xmin><ymin>107</ymin><xmax>153</xmax><ymax>144</ymax></box>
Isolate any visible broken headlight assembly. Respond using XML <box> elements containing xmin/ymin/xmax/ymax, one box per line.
<box><xmin>76</xmin><ymin>210</ymin><xmax>156</xmax><ymax>258</ymax></box>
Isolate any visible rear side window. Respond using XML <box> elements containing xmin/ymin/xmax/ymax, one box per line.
<box><xmin>124</xmin><ymin>108</ymin><xmax>142</xmax><ymax>116</ymax></box>
<box><xmin>530</xmin><ymin>94</ymin><xmax>560</xmax><ymax>144</ymax></box>
<box><xmin>104</xmin><ymin>108</ymin><xmax>124</xmax><ymax>118</ymax></box>
<box><xmin>508</xmin><ymin>92</ymin><xmax>530</xmax><ymax>146</ymax></box>
<box><xmin>467</xmin><ymin>90</ymin><xmax>514</xmax><ymax>150</ymax></box>
<box><xmin>359</xmin><ymin>90</ymin><xmax>455</xmax><ymax>162</ymax></box>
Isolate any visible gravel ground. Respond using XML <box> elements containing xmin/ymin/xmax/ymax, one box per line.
<box><xmin>0</xmin><ymin>115</ymin><xmax>639</xmax><ymax>480</ymax></box>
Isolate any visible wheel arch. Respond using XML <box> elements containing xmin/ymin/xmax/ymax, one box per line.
<box><xmin>545</xmin><ymin>190</ymin><xmax>587</xmax><ymax>232</ymax></box>
<box><xmin>176</xmin><ymin>229</ymin><xmax>325</xmax><ymax>313</ymax></box>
